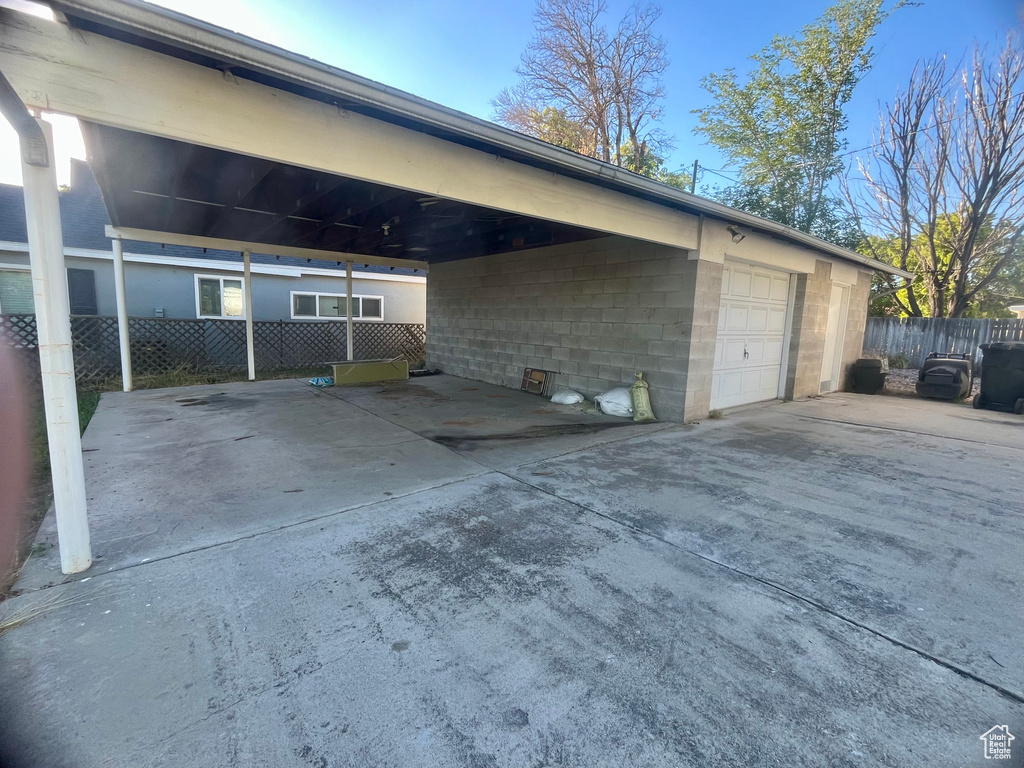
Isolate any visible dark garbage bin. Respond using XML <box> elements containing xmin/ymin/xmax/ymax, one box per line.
<box><xmin>849</xmin><ymin>358</ymin><xmax>887</xmax><ymax>395</ymax></box>
<box><xmin>973</xmin><ymin>342</ymin><xmax>1024</xmax><ymax>414</ymax></box>
<box><xmin>916</xmin><ymin>352</ymin><xmax>973</xmax><ymax>400</ymax></box>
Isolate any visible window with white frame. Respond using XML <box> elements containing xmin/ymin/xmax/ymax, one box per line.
<box><xmin>195</xmin><ymin>275</ymin><xmax>245</xmax><ymax>319</ymax></box>
<box><xmin>290</xmin><ymin>291</ymin><xmax>383</xmax><ymax>321</ymax></box>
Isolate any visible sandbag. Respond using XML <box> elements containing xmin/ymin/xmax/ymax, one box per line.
<box><xmin>551</xmin><ymin>389</ymin><xmax>585</xmax><ymax>405</ymax></box>
<box><xmin>630</xmin><ymin>372</ymin><xmax>657</xmax><ymax>422</ymax></box>
<box><xmin>594</xmin><ymin>387</ymin><xmax>633</xmax><ymax>417</ymax></box>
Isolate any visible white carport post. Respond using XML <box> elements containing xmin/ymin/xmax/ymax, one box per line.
<box><xmin>346</xmin><ymin>260</ymin><xmax>354</xmax><ymax>361</ymax></box>
<box><xmin>243</xmin><ymin>249</ymin><xmax>255</xmax><ymax>380</ymax></box>
<box><xmin>22</xmin><ymin>119</ymin><xmax>91</xmax><ymax>574</ymax></box>
<box><xmin>111</xmin><ymin>236</ymin><xmax>132</xmax><ymax>391</ymax></box>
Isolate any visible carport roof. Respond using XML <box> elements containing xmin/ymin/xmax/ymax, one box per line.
<box><xmin>45</xmin><ymin>0</ymin><xmax>911</xmax><ymax>278</ymax></box>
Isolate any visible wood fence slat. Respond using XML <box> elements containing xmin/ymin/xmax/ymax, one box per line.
<box><xmin>864</xmin><ymin>316</ymin><xmax>1023</xmax><ymax>369</ymax></box>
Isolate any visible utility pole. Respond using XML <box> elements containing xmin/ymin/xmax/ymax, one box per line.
<box><xmin>691</xmin><ymin>160</ymin><xmax>699</xmax><ymax>194</ymax></box>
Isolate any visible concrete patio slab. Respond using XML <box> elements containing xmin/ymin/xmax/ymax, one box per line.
<box><xmin>1</xmin><ymin>472</ymin><xmax>1019</xmax><ymax>767</ymax></box>
<box><xmin>509</xmin><ymin>396</ymin><xmax>1024</xmax><ymax>698</ymax></box>
<box><xmin>786</xmin><ymin>391</ymin><xmax>1024</xmax><ymax>449</ymax></box>
<box><xmin>326</xmin><ymin>374</ymin><xmax>670</xmax><ymax>470</ymax></box>
<box><xmin>2</xmin><ymin>379</ymin><xmax>1021</xmax><ymax>767</ymax></box>
<box><xmin>15</xmin><ymin>378</ymin><xmax>486</xmax><ymax>590</ymax></box>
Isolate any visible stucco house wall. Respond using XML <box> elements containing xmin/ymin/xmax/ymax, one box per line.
<box><xmin>0</xmin><ymin>251</ymin><xmax>425</xmax><ymax>324</ymax></box>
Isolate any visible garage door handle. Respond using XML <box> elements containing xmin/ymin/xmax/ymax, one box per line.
<box><xmin>743</xmin><ymin>345</ymin><xmax>749</xmax><ymax>360</ymax></box>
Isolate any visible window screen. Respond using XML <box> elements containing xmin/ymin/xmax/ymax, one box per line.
<box><xmin>0</xmin><ymin>270</ymin><xmax>33</xmax><ymax>314</ymax></box>
<box><xmin>198</xmin><ymin>279</ymin><xmax>221</xmax><ymax>316</ymax></box>
<box><xmin>293</xmin><ymin>294</ymin><xmax>316</xmax><ymax>317</ymax></box>
<box><xmin>361</xmin><ymin>297</ymin><xmax>382</xmax><ymax>319</ymax></box>
<box><xmin>291</xmin><ymin>293</ymin><xmax>376</xmax><ymax>319</ymax></box>
<box><xmin>67</xmin><ymin>268</ymin><xmax>97</xmax><ymax>315</ymax></box>
<box><xmin>318</xmin><ymin>295</ymin><xmax>344</xmax><ymax>317</ymax></box>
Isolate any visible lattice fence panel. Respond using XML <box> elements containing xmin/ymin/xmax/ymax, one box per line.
<box><xmin>0</xmin><ymin>314</ymin><xmax>41</xmax><ymax>389</ymax></box>
<box><xmin>71</xmin><ymin>316</ymin><xmax>122</xmax><ymax>384</ymax></box>
<box><xmin>202</xmin><ymin>319</ymin><xmax>248</xmax><ymax>369</ymax></box>
<box><xmin>2</xmin><ymin>314</ymin><xmax>428</xmax><ymax>389</ymax></box>
<box><xmin>128</xmin><ymin>317</ymin><xmax>206</xmax><ymax>373</ymax></box>
<box><xmin>353</xmin><ymin>322</ymin><xmax>426</xmax><ymax>364</ymax></box>
<box><xmin>254</xmin><ymin>320</ymin><xmax>348</xmax><ymax>369</ymax></box>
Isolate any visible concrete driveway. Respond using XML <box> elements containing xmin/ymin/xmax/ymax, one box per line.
<box><xmin>1</xmin><ymin>376</ymin><xmax>1021</xmax><ymax>767</ymax></box>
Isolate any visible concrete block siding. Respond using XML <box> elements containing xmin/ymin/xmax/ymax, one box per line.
<box><xmin>785</xmin><ymin>261</ymin><xmax>873</xmax><ymax>400</ymax></box>
<box><xmin>427</xmin><ymin>236</ymin><xmax>698</xmax><ymax>422</ymax></box>
<box><xmin>679</xmin><ymin>259</ymin><xmax>723</xmax><ymax>422</ymax></box>
<box><xmin>785</xmin><ymin>259</ymin><xmax>832</xmax><ymax>400</ymax></box>
<box><xmin>429</xmin><ymin>236</ymin><xmax>877</xmax><ymax>422</ymax></box>
<box><xmin>840</xmin><ymin>270</ymin><xmax>873</xmax><ymax>384</ymax></box>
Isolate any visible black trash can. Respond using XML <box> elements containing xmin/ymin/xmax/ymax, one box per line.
<box><xmin>916</xmin><ymin>352</ymin><xmax>973</xmax><ymax>400</ymax></box>
<box><xmin>973</xmin><ymin>342</ymin><xmax>1024</xmax><ymax>414</ymax></box>
<box><xmin>849</xmin><ymin>358</ymin><xmax>887</xmax><ymax>395</ymax></box>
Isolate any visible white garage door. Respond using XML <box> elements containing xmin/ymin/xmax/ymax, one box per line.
<box><xmin>711</xmin><ymin>261</ymin><xmax>792</xmax><ymax>409</ymax></box>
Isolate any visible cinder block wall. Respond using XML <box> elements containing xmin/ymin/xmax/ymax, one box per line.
<box><xmin>680</xmin><ymin>259</ymin><xmax>723</xmax><ymax>422</ymax></box>
<box><xmin>426</xmin><ymin>236</ymin><xmax>704</xmax><ymax>422</ymax></box>
<box><xmin>784</xmin><ymin>259</ymin><xmax>832</xmax><ymax>400</ymax></box>
<box><xmin>839</xmin><ymin>270</ymin><xmax>873</xmax><ymax>384</ymax></box>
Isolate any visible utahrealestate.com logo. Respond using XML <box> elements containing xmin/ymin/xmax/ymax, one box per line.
<box><xmin>980</xmin><ymin>725</ymin><xmax>1015</xmax><ymax>760</ymax></box>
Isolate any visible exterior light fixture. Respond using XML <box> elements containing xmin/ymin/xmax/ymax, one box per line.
<box><xmin>728</xmin><ymin>225</ymin><xmax>746</xmax><ymax>244</ymax></box>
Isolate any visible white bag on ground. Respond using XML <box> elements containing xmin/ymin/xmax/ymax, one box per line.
<box><xmin>551</xmin><ymin>389</ymin><xmax>585</xmax><ymax>405</ymax></box>
<box><xmin>594</xmin><ymin>387</ymin><xmax>633</xmax><ymax>417</ymax></box>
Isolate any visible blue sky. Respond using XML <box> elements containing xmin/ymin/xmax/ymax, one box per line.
<box><xmin>0</xmin><ymin>0</ymin><xmax>1020</xmax><ymax>188</ymax></box>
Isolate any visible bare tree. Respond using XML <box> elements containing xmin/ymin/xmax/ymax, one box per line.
<box><xmin>847</xmin><ymin>38</ymin><xmax>1024</xmax><ymax>317</ymax></box>
<box><xmin>611</xmin><ymin>3</ymin><xmax>669</xmax><ymax>171</ymax></box>
<box><xmin>494</xmin><ymin>0</ymin><xmax>670</xmax><ymax>173</ymax></box>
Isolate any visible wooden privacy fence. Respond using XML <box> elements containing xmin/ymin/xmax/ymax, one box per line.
<box><xmin>1</xmin><ymin>314</ymin><xmax>426</xmax><ymax>388</ymax></box>
<box><xmin>864</xmin><ymin>317</ymin><xmax>1024</xmax><ymax>368</ymax></box>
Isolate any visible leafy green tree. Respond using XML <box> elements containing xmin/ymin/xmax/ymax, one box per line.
<box><xmin>617</xmin><ymin>143</ymin><xmax>691</xmax><ymax>189</ymax></box>
<box><xmin>693</xmin><ymin>0</ymin><xmax>906</xmax><ymax>242</ymax></box>
<box><xmin>964</xmin><ymin>244</ymin><xmax>1024</xmax><ymax>317</ymax></box>
<box><xmin>866</xmin><ymin>219</ymin><xmax>1024</xmax><ymax>318</ymax></box>
<box><xmin>493</xmin><ymin>90</ymin><xmax>597</xmax><ymax>155</ymax></box>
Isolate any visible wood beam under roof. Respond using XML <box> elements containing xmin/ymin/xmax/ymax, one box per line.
<box><xmin>294</xmin><ymin>187</ymin><xmax>409</xmax><ymax>249</ymax></box>
<box><xmin>160</xmin><ymin>142</ymin><xmax>199</xmax><ymax>231</ymax></box>
<box><xmin>104</xmin><ymin>225</ymin><xmax>429</xmax><ymax>271</ymax></box>
<box><xmin>207</xmin><ymin>160</ymin><xmax>278</xmax><ymax>238</ymax></box>
<box><xmin>248</xmin><ymin>175</ymin><xmax>348</xmax><ymax>242</ymax></box>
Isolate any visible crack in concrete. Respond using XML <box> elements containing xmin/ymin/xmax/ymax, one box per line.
<box><xmin>26</xmin><ymin>382</ymin><xmax>1023</xmax><ymax>710</ymax></box>
<box><xmin>11</xmin><ymin>471</ymin><xmax>490</xmax><ymax>596</ymax></box>
<box><xmin>500</xmin><ymin>470</ymin><xmax>1024</xmax><ymax>706</ymax></box>
<box><xmin>334</xmin><ymin>385</ymin><xmax>1024</xmax><ymax>707</ymax></box>
<box><xmin>786</xmin><ymin>411</ymin><xmax>1024</xmax><ymax>452</ymax></box>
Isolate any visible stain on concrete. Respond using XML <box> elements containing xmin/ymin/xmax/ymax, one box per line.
<box><xmin>347</xmin><ymin>478</ymin><xmax>619</xmax><ymax>604</ymax></box>
<box><xmin>502</xmin><ymin>708</ymin><xmax>530</xmax><ymax>729</ymax></box>
<box><xmin>379</xmin><ymin>383</ymin><xmax>451</xmax><ymax>402</ymax></box>
<box><xmin>429</xmin><ymin>421</ymin><xmax>639</xmax><ymax>452</ymax></box>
